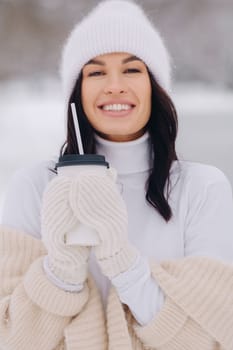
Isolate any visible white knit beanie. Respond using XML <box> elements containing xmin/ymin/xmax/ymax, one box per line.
<box><xmin>60</xmin><ymin>0</ymin><xmax>171</xmax><ymax>104</ymax></box>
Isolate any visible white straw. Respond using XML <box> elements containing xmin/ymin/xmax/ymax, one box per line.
<box><xmin>71</xmin><ymin>103</ymin><xmax>84</xmax><ymax>155</ymax></box>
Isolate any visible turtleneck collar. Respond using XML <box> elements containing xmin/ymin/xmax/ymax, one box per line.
<box><xmin>94</xmin><ymin>131</ymin><xmax>153</xmax><ymax>175</ymax></box>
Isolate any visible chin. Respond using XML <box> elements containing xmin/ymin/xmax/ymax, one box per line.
<box><xmin>100</xmin><ymin>130</ymin><xmax>144</xmax><ymax>142</ymax></box>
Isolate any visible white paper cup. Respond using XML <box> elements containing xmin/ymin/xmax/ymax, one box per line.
<box><xmin>56</xmin><ymin>154</ymin><xmax>109</xmax><ymax>246</ymax></box>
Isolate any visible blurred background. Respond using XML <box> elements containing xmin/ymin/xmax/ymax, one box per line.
<box><xmin>0</xmin><ymin>0</ymin><xmax>233</xmax><ymax>216</ymax></box>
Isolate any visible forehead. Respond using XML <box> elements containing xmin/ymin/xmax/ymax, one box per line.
<box><xmin>84</xmin><ymin>52</ymin><xmax>144</xmax><ymax>66</ymax></box>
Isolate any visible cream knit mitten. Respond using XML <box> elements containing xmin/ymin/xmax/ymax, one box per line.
<box><xmin>41</xmin><ymin>176</ymin><xmax>90</xmax><ymax>288</ymax></box>
<box><xmin>70</xmin><ymin>169</ymin><xmax>138</xmax><ymax>279</ymax></box>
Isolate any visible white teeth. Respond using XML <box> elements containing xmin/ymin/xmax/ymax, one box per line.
<box><xmin>102</xmin><ymin>104</ymin><xmax>132</xmax><ymax>111</ymax></box>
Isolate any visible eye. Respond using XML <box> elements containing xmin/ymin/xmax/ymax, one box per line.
<box><xmin>88</xmin><ymin>71</ymin><xmax>104</xmax><ymax>77</ymax></box>
<box><xmin>124</xmin><ymin>68</ymin><xmax>141</xmax><ymax>74</ymax></box>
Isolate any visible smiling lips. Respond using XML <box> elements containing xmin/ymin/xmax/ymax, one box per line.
<box><xmin>98</xmin><ymin>100</ymin><xmax>136</xmax><ymax>117</ymax></box>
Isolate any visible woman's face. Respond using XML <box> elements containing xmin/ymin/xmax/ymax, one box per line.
<box><xmin>81</xmin><ymin>52</ymin><xmax>152</xmax><ymax>142</ymax></box>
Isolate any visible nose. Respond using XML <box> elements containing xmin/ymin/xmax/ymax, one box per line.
<box><xmin>103</xmin><ymin>74</ymin><xmax>127</xmax><ymax>95</ymax></box>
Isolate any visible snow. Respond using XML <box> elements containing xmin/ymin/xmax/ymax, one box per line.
<box><xmin>0</xmin><ymin>79</ymin><xmax>233</xmax><ymax>217</ymax></box>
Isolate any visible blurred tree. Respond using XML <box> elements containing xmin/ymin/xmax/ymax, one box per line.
<box><xmin>0</xmin><ymin>0</ymin><xmax>232</xmax><ymax>88</ymax></box>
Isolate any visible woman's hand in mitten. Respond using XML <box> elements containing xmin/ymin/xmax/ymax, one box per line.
<box><xmin>41</xmin><ymin>175</ymin><xmax>91</xmax><ymax>290</ymax></box>
<box><xmin>69</xmin><ymin>168</ymin><xmax>139</xmax><ymax>279</ymax></box>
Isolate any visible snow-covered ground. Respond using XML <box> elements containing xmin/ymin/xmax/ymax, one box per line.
<box><xmin>0</xmin><ymin>79</ymin><xmax>233</xmax><ymax>217</ymax></box>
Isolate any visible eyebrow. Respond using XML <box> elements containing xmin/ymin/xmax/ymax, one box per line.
<box><xmin>84</xmin><ymin>55</ymin><xmax>142</xmax><ymax>66</ymax></box>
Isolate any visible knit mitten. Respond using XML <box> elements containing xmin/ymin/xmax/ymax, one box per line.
<box><xmin>41</xmin><ymin>176</ymin><xmax>91</xmax><ymax>288</ymax></box>
<box><xmin>69</xmin><ymin>169</ymin><xmax>138</xmax><ymax>279</ymax></box>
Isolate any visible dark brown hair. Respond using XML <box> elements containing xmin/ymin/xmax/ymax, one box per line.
<box><xmin>57</xmin><ymin>69</ymin><xmax>179</xmax><ymax>221</ymax></box>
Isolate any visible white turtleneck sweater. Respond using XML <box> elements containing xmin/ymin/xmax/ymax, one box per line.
<box><xmin>1</xmin><ymin>132</ymin><xmax>233</xmax><ymax>326</ymax></box>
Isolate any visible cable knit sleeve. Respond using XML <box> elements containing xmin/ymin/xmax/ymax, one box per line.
<box><xmin>131</xmin><ymin>258</ymin><xmax>233</xmax><ymax>349</ymax></box>
<box><xmin>106</xmin><ymin>257</ymin><xmax>233</xmax><ymax>349</ymax></box>
<box><xmin>0</xmin><ymin>225</ymin><xmax>91</xmax><ymax>350</ymax></box>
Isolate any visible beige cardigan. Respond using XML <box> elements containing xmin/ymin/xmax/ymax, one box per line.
<box><xmin>1</xmin><ymin>225</ymin><xmax>233</xmax><ymax>349</ymax></box>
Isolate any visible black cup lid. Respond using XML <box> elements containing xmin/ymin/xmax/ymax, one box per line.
<box><xmin>56</xmin><ymin>154</ymin><xmax>109</xmax><ymax>168</ymax></box>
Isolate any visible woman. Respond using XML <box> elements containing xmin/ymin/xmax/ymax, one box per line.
<box><xmin>1</xmin><ymin>1</ymin><xmax>233</xmax><ymax>349</ymax></box>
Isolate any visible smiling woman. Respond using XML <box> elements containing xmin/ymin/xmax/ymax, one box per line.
<box><xmin>1</xmin><ymin>1</ymin><xmax>233</xmax><ymax>349</ymax></box>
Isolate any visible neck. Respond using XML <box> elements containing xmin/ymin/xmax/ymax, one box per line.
<box><xmin>95</xmin><ymin>128</ymin><xmax>147</xmax><ymax>142</ymax></box>
<box><xmin>94</xmin><ymin>131</ymin><xmax>153</xmax><ymax>175</ymax></box>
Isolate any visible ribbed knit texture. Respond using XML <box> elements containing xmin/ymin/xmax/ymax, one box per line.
<box><xmin>60</xmin><ymin>0</ymin><xmax>171</xmax><ymax>105</ymax></box>
<box><xmin>1</xmin><ymin>226</ymin><xmax>233</xmax><ymax>349</ymax></box>
<box><xmin>0</xmin><ymin>225</ymin><xmax>106</xmax><ymax>350</ymax></box>
<box><xmin>41</xmin><ymin>176</ymin><xmax>90</xmax><ymax>286</ymax></box>
<box><xmin>69</xmin><ymin>172</ymin><xmax>138</xmax><ymax>278</ymax></box>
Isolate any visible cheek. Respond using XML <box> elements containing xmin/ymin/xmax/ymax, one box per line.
<box><xmin>81</xmin><ymin>81</ymin><xmax>103</xmax><ymax>109</ymax></box>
